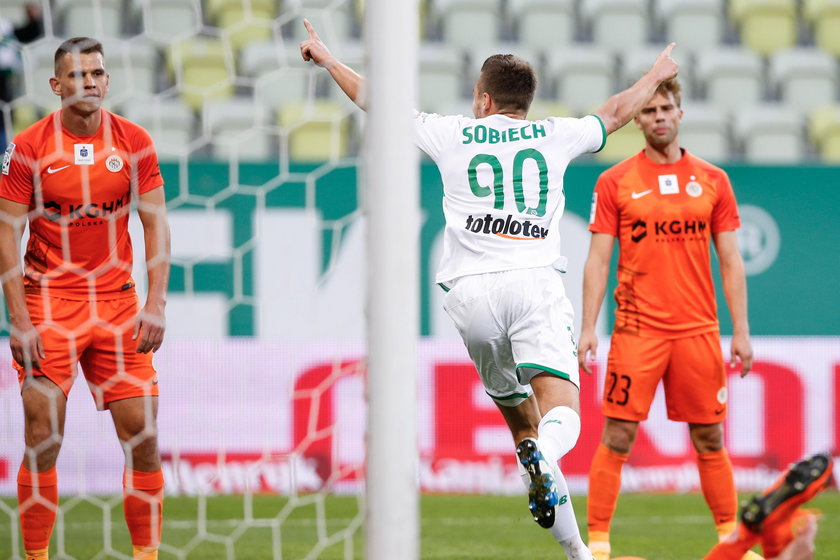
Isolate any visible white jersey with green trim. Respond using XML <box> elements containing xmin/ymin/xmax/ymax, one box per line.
<box><xmin>414</xmin><ymin>112</ymin><xmax>606</xmax><ymax>284</ymax></box>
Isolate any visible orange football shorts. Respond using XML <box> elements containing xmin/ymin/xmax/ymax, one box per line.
<box><xmin>602</xmin><ymin>330</ymin><xmax>727</xmax><ymax>423</ymax></box>
<box><xmin>14</xmin><ymin>293</ymin><xmax>158</xmax><ymax>410</ymax></box>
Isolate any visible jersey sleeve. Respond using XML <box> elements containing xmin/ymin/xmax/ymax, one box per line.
<box><xmin>711</xmin><ymin>171</ymin><xmax>740</xmax><ymax>233</ymax></box>
<box><xmin>414</xmin><ymin>111</ymin><xmax>462</xmax><ymax>161</ymax></box>
<box><xmin>0</xmin><ymin>139</ymin><xmax>36</xmax><ymax>204</ymax></box>
<box><xmin>553</xmin><ymin>114</ymin><xmax>607</xmax><ymax>159</ymax></box>
<box><xmin>588</xmin><ymin>172</ymin><xmax>619</xmax><ymax>235</ymax></box>
<box><xmin>130</xmin><ymin>126</ymin><xmax>164</xmax><ymax>195</ymax></box>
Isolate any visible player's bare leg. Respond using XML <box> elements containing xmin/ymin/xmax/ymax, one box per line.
<box><xmin>587</xmin><ymin>417</ymin><xmax>638</xmax><ymax>560</ymax></box>
<box><xmin>19</xmin><ymin>376</ymin><xmax>68</xmax><ymax>560</ymax></box>
<box><xmin>110</xmin><ymin>396</ymin><xmax>164</xmax><ymax>560</ymax></box>
<box><xmin>497</xmin><ymin>374</ymin><xmax>591</xmax><ymax>559</ymax></box>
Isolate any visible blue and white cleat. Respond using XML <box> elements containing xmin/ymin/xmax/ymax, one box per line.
<box><xmin>516</xmin><ymin>438</ymin><xmax>559</xmax><ymax>529</ymax></box>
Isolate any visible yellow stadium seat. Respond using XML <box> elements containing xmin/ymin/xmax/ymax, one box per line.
<box><xmin>278</xmin><ymin>101</ymin><xmax>350</xmax><ymax>162</ymax></box>
<box><xmin>168</xmin><ymin>37</ymin><xmax>235</xmax><ymax>112</ymax></box>
<box><xmin>729</xmin><ymin>0</ymin><xmax>796</xmax><ymax>55</ymax></box>
<box><xmin>808</xmin><ymin>105</ymin><xmax>840</xmax><ymax>161</ymax></box>
<box><xmin>595</xmin><ymin>122</ymin><xmax>644</xmax><ymax>162</ymax></box>
<box><xmin>804</xmin><ymin>0</ymin><xmax>840</xmax><ymax>55</ymax></box>
<box><xmin>208</xmin><ymin>0</ymin><xmax>275</xmax><ymax>52</ymax></box>
<box><xmin>12</xmin><ymin>104</ymin><xmax>40</xmax><ymax>136</ymax></box>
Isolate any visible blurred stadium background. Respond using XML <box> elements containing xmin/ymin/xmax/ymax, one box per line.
<box><xmin>0</xmin><ymin>0</ymin><xmax>838</xmax><ymax>558</ymax></box>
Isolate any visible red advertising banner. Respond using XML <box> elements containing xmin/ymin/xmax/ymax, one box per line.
<box><xmin>0</xmin><ymin>338</ymin><xmax>837</xmax><ymax>495</ymax></box>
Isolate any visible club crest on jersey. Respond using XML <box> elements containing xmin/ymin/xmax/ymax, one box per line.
<box><xmin>658</xmin><ymin>174</ymin><xmax>679</xmax><ymax>195</ymax></box>
<box><xmin>686</xmin><ymin>178</ymin><xmax>703</xmax><ymax>198</ymax></box>
<box><xmin>2</xmin><ymin>142</ymin><xmax>14</xmax><ymax>175</ymax></box>
<box><xmin>74</xmin><ymin>143</ymin><xmax>94</xmax><ymax>165</ymax></box>
<box><xmin>106</xmin><ymin>154</ymin><xmax>124</xmax><ymax>173</ymax></box>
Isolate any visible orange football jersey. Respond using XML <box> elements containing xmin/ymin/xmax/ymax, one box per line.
<box><xmin>0</xmin><ymin>110</ymin><xmax>163</xmax><ymax>300</ymax></box>
<box><xmin>589</xmin><ymin>149</ymin><xmax>740</xmax><ymax>338</ymax></box>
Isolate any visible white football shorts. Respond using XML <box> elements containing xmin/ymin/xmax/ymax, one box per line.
<box><xmin>442</xmin><ymin>266</ymin><xmax>580</xmax><ymax>407</ymax></box>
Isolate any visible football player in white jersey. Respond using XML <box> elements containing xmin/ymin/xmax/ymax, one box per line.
<box><xmin>300</xmin><ymin>19</ymin><xmax>677</xmax><ymax>559</ymax></box>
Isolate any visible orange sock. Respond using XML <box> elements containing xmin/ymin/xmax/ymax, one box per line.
<box><xmin>17</xmin><ymin>464</ymin><xmax>58</xmax><ymax>555</ymax></box>
<box><xmin>587</xmin><ymin>443</ymin><xmax>629</xmax><ymax>537</ymax></box>
<box><xmin>123</xmin><ymin>469</ymin><xmax>164</xmax><ymax>552</ymax></box>
<box><xmin>697</xmin><ymin>449</ymin><xmax>738</xmax><ymax>527</ymax></box>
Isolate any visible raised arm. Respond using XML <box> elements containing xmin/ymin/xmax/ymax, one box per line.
<box><xmin>595</xmin><ymin>43</ymin><xmax>678</xmax><ymax>134</ymax></box>
<box><xmin>0</xmin><ymin>197</ymin><xmax>44</xmax><ymax>370</ymax></box>
<box><xmin>578</xmin><ymin>232</ymin><xmax>615</xmax><ymax>374</ymax></box>
<box><xmin>134</xmin><ymin>186</ymin><xmax>170</xmax><ymax>354</ymax></box>
<box><xmin>713</xmin><ymin>230</ymin><xmax>753</xmax><ymax>377</ymax></box>
<box><xmin>300</xmin><ymin>19</ymin><xmax>367</xmax><ymax>110</ymax></box>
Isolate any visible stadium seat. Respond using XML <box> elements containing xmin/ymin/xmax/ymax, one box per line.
<box><xmin>207</xmin><ymin>0</ymin><xmax>275</xmax><ymax>53</ymax></box>
<box><xmin>655</xmin><ymin>0</ymin><xmax>723</xmax><ymax>55</ymax></box>
<box><xmin>729</xmin><ymin>0</ymin><xmax>796</xmax><ymax>56</ymax></box>
<box><xmin>769</xmin><ymin>48</ymin><xmax>837</xmax><ymax>113</ymax></box>
<box><xmin>509</xmin><ymin>0</ymin><xmax>576</xmax><ymax>52</ymax></box>
<box><xmin>58</xmin><ymin>0</ymin><xmax>124</xmax><ymax>38</ymax></box>
<box><xmin>277</xmin><ymin>100</ymin><xmax>351</xmax><ymax>161</ymax></box>
<box><xmin>545</xmin><ymin>45</ymin><xmax>614</xmax><ymax>115</ymax></box>
<box><xmin>203</xmin><ymin>98</ymin><xmax>273</xmax><ymax>161</ymax></box>
<box><xmin>418</xmin><ymin>43</ymin><xmax>465</xmax><ymax>114</ymax></box>
<box><xmin>581</xmin><ymin>0</ymin><xmax>649</xmax><ymax>53</ymax></box>
<box><xmin>11</xmin><ymin>103</ymin><xmax>40</xmax><ymax>136</ymax></box>
<box><xmin>465</xmin><ymin>43</ymin><xmax>538</xmax><ymax>91</ymax></box>
<box><xmin>167</xmin><ymin>37</ymin><xmax>235</xmax><ymax>112</ymax></box>
<box><xmin>805</xmin><ymin>0</ymin><xmax>840</xmax><ymax>56</ymax></box>
<box><xmin>734</xmin><ymin>103</ymin><xmax>803</xmax><ymax>162</ymax></box>
<box><xmin>620</xmin><ymin>46</ymin><xmax>697</xmax><ymax>100</ymax></box>
<box><xmin>678</xmin><ymin>102</ymin><xmax>731</xmax><ymax>162</ymax></box>
<box><xmin>289</xmin><ymin>0</ymin><xmax>356</xmax><ymax>44</ymax></box>
<box><xmin>595</xmin><ymin>120</ymin><xmax>644</xmax><ymax>162</ymax></box>
<box><xmin>695</xmin><ymin>47</ymin><xmax>763</xmax><ymax>112</ymax></box>
<box><xmin>808</xmin><ymin>104</ymin><xmax>840</xmax><ymax>161</ymax></box>
<box><xmin>436</xmin><ymin>0</ymin><xmax>503</xmax><ymax>52</ymax></box>
<box><xmin>122</xmin><ymin>97</ymin><xmax>196</xmax><ymax>159</ymax></box>
<box><xmin>102</xmin><ymin>39</ymin><xmax>160</xmax><ymax>105</ymax></box>
<box><xmin>135</xmin><ymin>0</ymin><xmax>202</xmax><ymax>43</ymax></box>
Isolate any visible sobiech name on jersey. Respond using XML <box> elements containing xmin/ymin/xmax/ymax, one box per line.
<box><xmin>462</xmin><ymin>123</ymin><xmax>547</xmax><ymax>145</ymax></box>
<box><xmin>465</xmin><ymin>213</ymin><xmax>549</xmax><ymax>240</ymax></box>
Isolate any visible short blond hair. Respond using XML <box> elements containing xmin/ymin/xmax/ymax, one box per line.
<box><xmin>655</xmin><ymin>78</ymin><xmax>681</xmax><ymax>107</ymax></box>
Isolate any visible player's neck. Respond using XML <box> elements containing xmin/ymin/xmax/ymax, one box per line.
<box><xmin>643</xmin><ymin>141</ymin><xmax>682</xmax><ymax>164</ymax></box>
<box><xmin>60</xmin><ymin>108</ymin><xmax>103</xmax><ymax>137</ymax></box>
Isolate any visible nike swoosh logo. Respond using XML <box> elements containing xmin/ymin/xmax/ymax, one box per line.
<box><xmin>631</xmin><ymin>189</ymin><xmax>653</xmax><ymax>199</ymax></box>
<box><xmin>46</xmin><ymin>165</ymin><xmax>71</xmax><ymax>174</ymax></box>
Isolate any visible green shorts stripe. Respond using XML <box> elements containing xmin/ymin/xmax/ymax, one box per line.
<box><xmin>516</xmin><ymin>362</ymin><xmax>573</xmax><ymax>383</ymax></box>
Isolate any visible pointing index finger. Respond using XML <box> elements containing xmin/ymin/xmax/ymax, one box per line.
<box><xmin>304</xmin><ymin>19</ymin><xmax>320</xmax><ymax>41</ymax></box>
<box><xmin>662</xmin><ymin>42</ymin><xmax>676</xmax><ymax>57</ymax></box>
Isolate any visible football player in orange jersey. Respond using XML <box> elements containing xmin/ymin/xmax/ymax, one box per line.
<box><xmin>0</xmin><ymin>37</ymin><xmax>169</xmax><ymax>560</ymax></box>
<box><xmin>578</xmin><ymin>78</ymin><xmax>756</xmax><ymax>560</ymax></box>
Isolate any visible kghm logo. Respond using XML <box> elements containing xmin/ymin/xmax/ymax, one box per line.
<box><xmin>43</xmin><ymin>195</ymin><xmax>128</xmax><ymax>222</ymax></box>
<box><xmin>630</xmin><ymin>219</ymin><xmax>708</xmax><ymax>243</ymax></box>
<box><xmin>464</xmin><ymin>213</ymin><xmax>549</xmax><ymax>240</ymax></box>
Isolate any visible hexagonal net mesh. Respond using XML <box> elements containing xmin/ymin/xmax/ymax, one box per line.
<box><xmin>0</xmin><ymin>0</ymin><xmax>367</xmax><ymax>558</ymax></box>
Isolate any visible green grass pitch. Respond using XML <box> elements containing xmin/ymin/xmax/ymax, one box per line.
<box><xmin>1</xmin><ymin>492</ymin><xmax>838</xmax><ymax>559</ymax></box>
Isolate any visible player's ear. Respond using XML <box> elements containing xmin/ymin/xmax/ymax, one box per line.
<box><xmin>49</xmin><ymin>76</ymin><xmax>61</xmax><ymax>97</ymax></box>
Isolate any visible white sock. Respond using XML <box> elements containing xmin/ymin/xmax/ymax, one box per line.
<box><xmin>537</xmin><ymin>407</ymin><xmax>587</xmax><ymax>557</ymax></box>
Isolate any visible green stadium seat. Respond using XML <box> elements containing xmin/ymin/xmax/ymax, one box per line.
<box><xmin>510</xmin><ymin>0</ymin><xmax>576</xmax><ymax>52</ymax></box>
<box><xmin>729</xmin><ymin>0</ymin><xmax>796</xmax><ymax>56</ymax></box>
<box><xmin>770</xmin><ymin>48</ymin><xmax>837</xmax><ymax>113</ymax></box>
<box><xmin>808</xmin><ymin>104</ymin><xmax>840</xmax><ymax>161</ymax></box>
<box><xmin>278</xmin><ymin>100</ymin><xmax>350</xmax><ymax>161</ymax></box>
<box><xmin>596</xmin><ymin>121</ymin><xmax>644</xmax><ymax>162</ymax></box>
<box><xmin>804</xmin><ymin>0</ymin><xmax>840</xmax><ymax>56</ymax></box>
<box><xmin>167</xmin><ymin>37</ymin><xmax>235</xmax><ymax>112</ymax></box>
